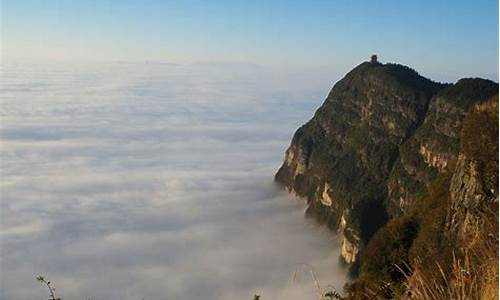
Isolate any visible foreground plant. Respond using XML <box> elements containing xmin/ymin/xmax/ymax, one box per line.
<box><xmin>36</xmin><ymin>275</ymin><xmax>61</xmax><ymax>300</ymax></box>
<box><xmin>293</xmin><ymin>263</ymin><xmax>344</xmax><ymax>300</ymax></box>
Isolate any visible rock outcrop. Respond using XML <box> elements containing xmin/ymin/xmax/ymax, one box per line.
<box><xmin>275</xmin><ymin>61</ymin><xmax>443</xmax><ymax>262</ymax></box>
<box><xmin>446</xmin><ymin>97</ymin><xmax>499</xmax><ymax>243</ymax></box>
<box><xmin>387</xmin><ymin>79</ymin><xmax>498</xmax><ymax>214</ymax></box>
<box><xmin>275</xmin><ymin>60</ymin><xmax>498</xmax><ymax>265</ymax></box>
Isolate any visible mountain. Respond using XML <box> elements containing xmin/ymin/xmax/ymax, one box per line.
<box><xmin>275</xmin><ymin>59</ymin><xmax>498</xmax><ymax>298</ymax></box>
<box><xmin>387</xmin><ymin>78</ymin><xmax>499</xmax><ymax>215</ymax></box>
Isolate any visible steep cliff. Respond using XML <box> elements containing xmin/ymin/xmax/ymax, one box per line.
<box><xmin>275</xmin><ymin>61</ymin><xmax>443</xmax><ymax>263</ymax></box>
<box><xmin>275</xmin><ymin>59</ymin><xmax>498</xmax><ymax>275</ymax></box>
<box><xmin>387</xmin><ymin>79</ymin><xmax>498</xmax><ymax>215</ymax></box>
<box><xmin>446</xmin><ymin>96</ymin><xmax>498</xmax><ymax>242</ymax></box>
<box><xmin>349</xmin><ymin>96</ymin><xmax>498</xmax><ymax>299</ymax></box>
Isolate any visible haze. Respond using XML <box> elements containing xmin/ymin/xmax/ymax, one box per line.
<box><xmin>2</xmin><ymin>0</ymin><xmax>498</xmax><ymax>82</ymax></box>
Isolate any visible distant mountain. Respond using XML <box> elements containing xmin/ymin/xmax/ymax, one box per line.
<box><xmin>275</xmin><ymin>59</ymin><xmax>498</xmax><ymax>298</ymax></box>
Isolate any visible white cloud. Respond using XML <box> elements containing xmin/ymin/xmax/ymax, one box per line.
<box><xmin>0</xmin><ymin>62</ymin><xmax>346</xmax><ymax>300</ymax></box>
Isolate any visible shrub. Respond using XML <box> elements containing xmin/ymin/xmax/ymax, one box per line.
<box><xmin>361</xmin><ymin>216</ymin><xmax>418</xmax><ymax>284</ymax></box>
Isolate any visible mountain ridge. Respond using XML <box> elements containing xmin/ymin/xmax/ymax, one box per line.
<box><xmin>275</xmin><ymin>59</ymin><xmax>498</xmax><ymax>298</ymax></box>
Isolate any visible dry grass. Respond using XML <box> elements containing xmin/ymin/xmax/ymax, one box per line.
<box><xmin>361</xmin><ymin>252</ymin><xmax>488</xmax><ymax>300</ymax></box>
<box><xmin>362</xmin><ymin>207</ymin><xmax>498</xmax><ymax>300</ymax></box>
<box><xmin>405</xmin><ymin>216</ymin><xmax>497</xmax><ymax>300</ymax></box>
<box><xmin>292</xmin><ymin>263</ymin><xmax>344</xmax><ymax>300</ymax></box>
<box><xmin>402</xmin><ymin>253</ymin><xmax>480</xmax><ymax>300</ymax></box>
<box><xmin>470</xmin><ymin>208</ymin><xmax>499</xmax><ymax>300</ymax></box>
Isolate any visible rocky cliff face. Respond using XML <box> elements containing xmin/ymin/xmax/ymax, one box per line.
<box><xmin>446</xmin><ymin>97</ymin><xmax>498</xmax><ymax>243</ymax></box>
<box><xmin>387</xmin><ymin>79</ymin><xmax>498</xmax><ymax>215</ymax></box>
<box><xmin>275</xmin><ymin>60</ymin><xmax>498</xmax><ymax>264</ymax></box>
<box><xmin>275</xmin><ymin>61</ymin><xmax>443</xmax><ymax>262</ymax></box>
<box><xmin>344</xmin><ymin>95</ymin><xmax>498</xmax><ymax>299</ymax></box>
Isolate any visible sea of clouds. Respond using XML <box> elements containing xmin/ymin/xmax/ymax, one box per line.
<box><xmin>0</xmin><ymin>62</ymin><xmax>347</xmax><ymax>300</ymax></box>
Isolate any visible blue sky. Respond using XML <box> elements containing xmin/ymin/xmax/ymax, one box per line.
<box><xmin>2</xmin><ymin>0</ymin><xmax>499</xmax><ymax>81</ymax></box>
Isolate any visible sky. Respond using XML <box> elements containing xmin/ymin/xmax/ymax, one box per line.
<box><xmin>1</xmin><ymin>0</ymin><xmax>499</xmax><ymax>81</ymax></box>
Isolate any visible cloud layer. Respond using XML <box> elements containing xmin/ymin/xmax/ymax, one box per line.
<box><xmin>1</xmin><ymin>62</ymin><xmax>346</xmax><ymax>300</ymax></box>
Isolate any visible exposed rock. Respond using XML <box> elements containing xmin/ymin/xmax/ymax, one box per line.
<box><xmin>321</xmin><ymin>183</ymin><xmax>333</xmax><ymax>206</ymax></box>
<box><xmin>276</xmin><ymin>61</ymin><xmax>444</xmax><ymax>262</ymax></box>
<box><xmin>419</xmin><ymin>143</ymin><xmax>451</xmax><ymax>171</ymax></box>
<box><xmin>446</xmin><ymin>98</ymin><xmax>499</xmax><ymax>243</ymax></box>
<box><xmin>447</xmin><ymin>154</ymin><xmax>488</xmax><ymax>237</ymax></box>
<box><xmin>284</xmin><ymin>145</ymin><xmax>308</xmax><ymax>176</ymax></box>
<box><xmin>387</xmin><ymin>79</ymin><xmax>498</xmax><ymax>215</ymax></box>
<box><xmin>338</xmin><ymin>210</ymin><xmax>348</xmax><ymax>234</ymax></box>
<box><xmin>341</xmin><ymin>234</ymin><xmax>360</xmax><ymax>264</ymax></box>
<box><xmin>275</xmin><ymin>60</ymin><xmax>498</xmax><ymax>266</ymax></box>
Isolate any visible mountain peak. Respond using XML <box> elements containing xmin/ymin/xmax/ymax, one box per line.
<box><xmin>275</xmin><ymin>60</ymin><xmax>498</xmax><ymax>272</ymax></box>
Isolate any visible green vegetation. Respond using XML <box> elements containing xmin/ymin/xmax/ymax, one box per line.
<box><xmin>438</xmin><ymin>78</ymin><xmax>498</xmax><ymax>109</ymax></box>
<box><xmin>275</xmin><ymin>60</ymin><xmax>498</xmax><ymax>299</ymax></box>
<box><xmin>276</xmin><ymin>61</ymin><xmax>444</xmax><ymax>251</ymax></box>
<box><xmin>344</xmin><ymin>96</ymin><xmax>499</xmax><ymax>299</ymax></box>
<box><xmin>361</xmin><ymin>216</ymin><xmax>418</xmax><ymax>283</ymax></box>
<box><xmin>409</xmin><ymin>172</ymin><xmax>455</xmax><ymax>278</ymax></box>
<box><xmin>461</xmin><ymin>95</ymin><xmax>499</xmax><ymax>196</ymax></box>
